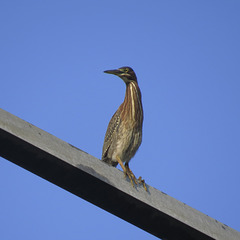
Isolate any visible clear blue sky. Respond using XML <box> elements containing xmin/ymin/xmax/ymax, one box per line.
<box><xmin>1</xmin><ymin>1</ymin><xmax>240</xmax><ymax>239</ymax></box>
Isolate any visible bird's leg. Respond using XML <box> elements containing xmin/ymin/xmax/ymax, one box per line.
<box><xmin>124</xmin><ymin>162</ymin><xmax>138</xmax><ymax>186</ymax></box>
<box><xmin>116</xmin><ymin>155</ymin><xmax>126</xmax><ymax>172</ymax></box>
<box><xmin>116</xmin><ymin>156</ymin><xmax>135</xmax><ymax>187</ymax></box>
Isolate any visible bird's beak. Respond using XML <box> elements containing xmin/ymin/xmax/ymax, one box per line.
<box><xmin>104</xmin><ymin>69</ymin><xmax>122</xmax><ymax>75</ymax></box>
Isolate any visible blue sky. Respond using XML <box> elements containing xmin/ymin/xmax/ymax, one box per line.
<box><xmin>0</xmin><ymin>1</ymin><xmax>240</xmax><ymax>239</ymax></box>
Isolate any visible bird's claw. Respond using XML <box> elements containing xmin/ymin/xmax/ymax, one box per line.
<box><xmin>138</xmin><ymin>176</ymin><xmax>147</xmax><ymax>191</ymax></box>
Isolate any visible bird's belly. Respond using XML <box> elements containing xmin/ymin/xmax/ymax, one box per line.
<box><xmin>112</xmin><ymin>126</ymin><xmax>142</xmax><ymax>163</ymax></box>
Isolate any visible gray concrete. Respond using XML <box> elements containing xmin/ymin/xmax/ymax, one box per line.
<box><xmin>0</xmin><ymin>108</ymin><xmax>239</xmax><ymax>240</ymax></box>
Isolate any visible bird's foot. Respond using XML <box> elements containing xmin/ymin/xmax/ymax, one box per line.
<box><xmin>124</xmin><ymin>163</ymin><xmax>147</xmax><ymax>191</ymax></box>
<box><xmin>116</xmin><ymin>157</ymin><xmax>147</xmax><ymax>190</ymax></box>
<box><xmin>116</xmin><ymin>156</ymin><xmax>137</xmax><ymax>187</ymax></box>
<box><xmin>124</xmin><ymin>167</ymin><xmax>138</xmax><ymax>187</ymax></box>
<box><xmin>138</xmin><ymin>176</ymin><xmax>147</xmax><ymax>191</ymax></box>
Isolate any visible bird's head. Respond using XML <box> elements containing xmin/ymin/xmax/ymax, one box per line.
<box><xmin>104</xmin><ymin>66</ymin><xmax>137</xmax><ymax>83</ymax></box>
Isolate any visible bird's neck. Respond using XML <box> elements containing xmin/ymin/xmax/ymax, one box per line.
<box><xmin>120</xmin><ymin>81</ymin><xmax>143</xmax><ymax>125</ymax></box>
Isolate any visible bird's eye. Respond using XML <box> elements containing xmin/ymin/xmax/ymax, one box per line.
<box><xmin>125</xmin><ymin>68</ymin><xmax>129</xmax><ymax>73</ymax></box>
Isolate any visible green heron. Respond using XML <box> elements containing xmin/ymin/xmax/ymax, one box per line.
<box><xmin>102</xmin><ymin>66</ymin><xmax>146</xmax><ymax>190</ymax></box>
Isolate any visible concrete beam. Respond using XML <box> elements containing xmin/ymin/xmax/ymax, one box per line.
<box><xmin>0</xmin><ymin>108</ymin><xmax>239</xmax><ymax>240</ymax></box>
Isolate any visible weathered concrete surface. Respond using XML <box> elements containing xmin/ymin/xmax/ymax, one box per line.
<box><xmin>0</xmin><ymin>108</ymin><xmax>239</xmax><ymax>240</ymax></box>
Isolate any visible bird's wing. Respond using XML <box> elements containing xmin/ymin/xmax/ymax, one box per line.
<box><xmin>102</xmin><ymin>110</ymin><xmax>120</xmax><ymax>160</ymax></box>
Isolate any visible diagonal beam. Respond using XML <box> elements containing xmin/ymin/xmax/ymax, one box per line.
<box><xmin>0</xmin><ymin>108</ymin><xmax>239</xmax><ymax>240</ymax></box>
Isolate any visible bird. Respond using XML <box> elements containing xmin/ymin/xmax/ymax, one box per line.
<box><xmin>102</xmin><ymin>66</ymin><xmax>146</xmax><ymax>190</ymax></box>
